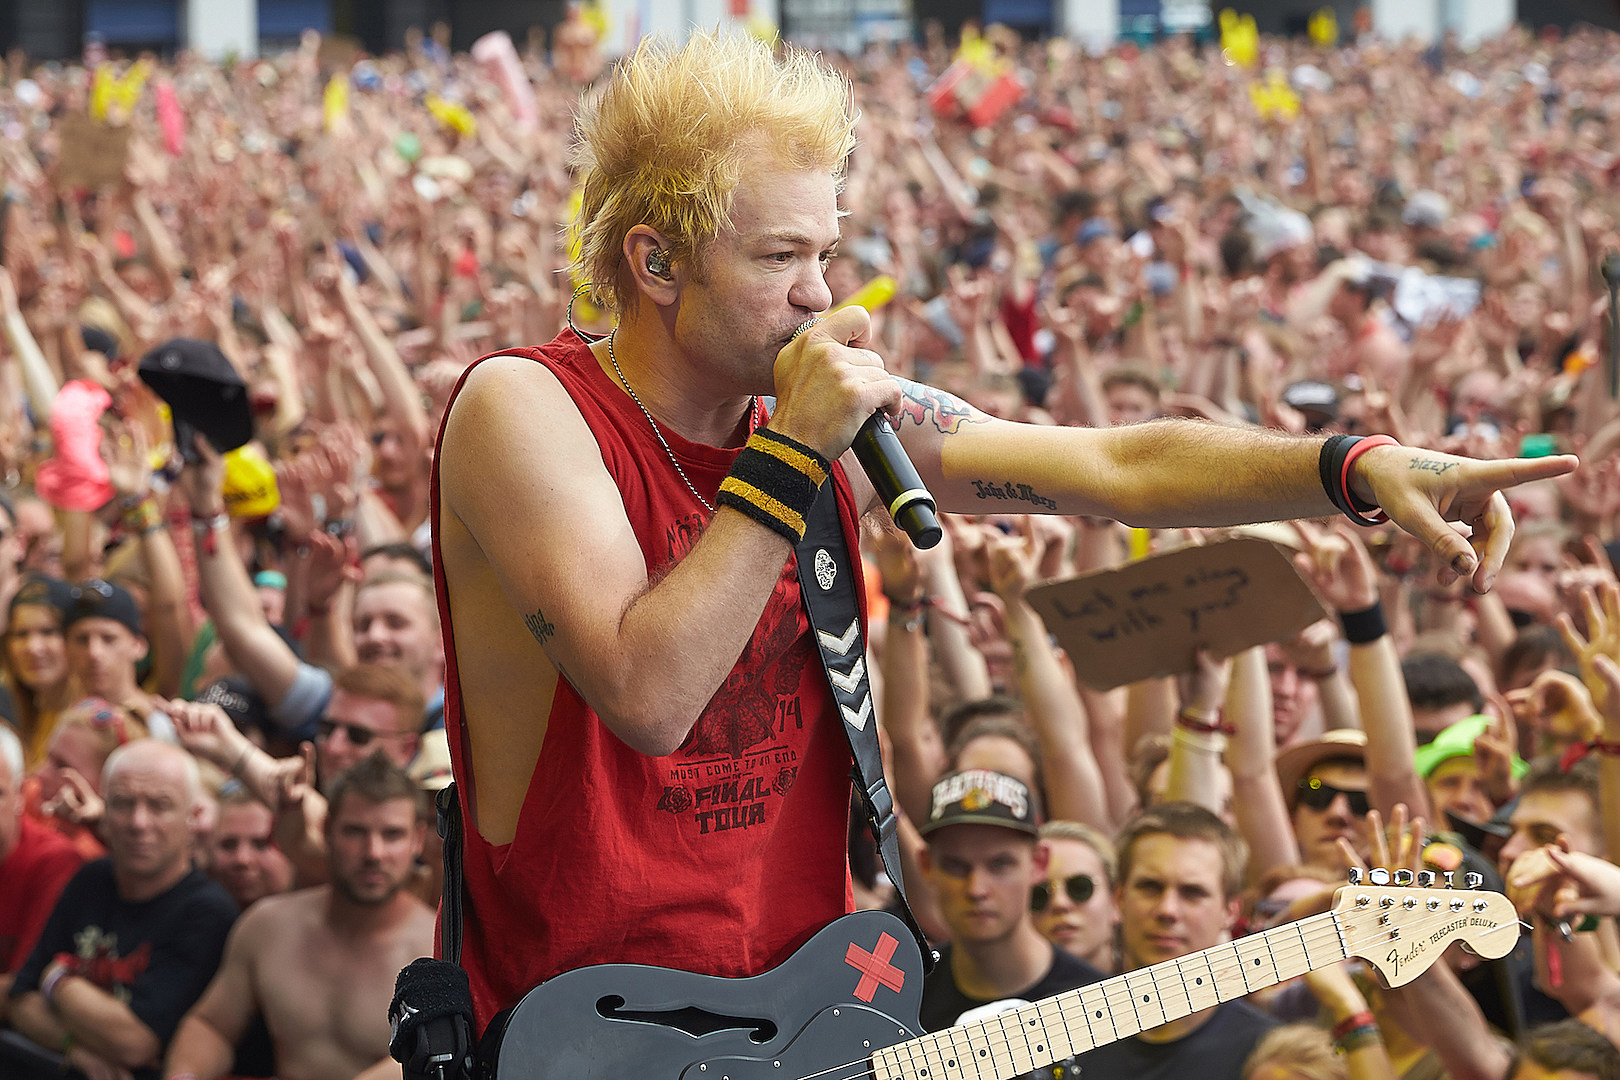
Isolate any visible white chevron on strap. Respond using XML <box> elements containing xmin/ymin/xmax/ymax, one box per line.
<box><xmin>817</xmin><ymin>619</ymin><xmax>860</xmax><ymax>656</ymax></box>
<box><xmin>841</xmin><ymin>694</ymin><xmax>872</xmax><ymax>731</ymax></box>
<box><xmin>828</xmin><ymin>657</ymin><xmax>865</xmax><ymax>694</ymax></box>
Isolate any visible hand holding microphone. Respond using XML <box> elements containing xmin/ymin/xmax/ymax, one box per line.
<box><xmin>777</xmin><ymin>310</ymin><xmax>941</xmax><ymax>549</ymax></box>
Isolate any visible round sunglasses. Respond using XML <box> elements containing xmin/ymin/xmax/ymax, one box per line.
<box><xmin>1031</xmin><ymin>873</ymin><xmax>1096</xmax><ymax>912</ymax></box>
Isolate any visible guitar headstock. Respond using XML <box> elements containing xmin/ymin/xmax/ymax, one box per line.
<box><xmin>1332</xmin><ymin>868</ymin><xmax>1520</xmax><ymax>987</ymax></box>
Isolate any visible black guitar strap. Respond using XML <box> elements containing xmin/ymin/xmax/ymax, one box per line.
<box><xmin>795</xmin><ymin>480</ymin><xmax>936</xmax><ymax>973</ymax></box>
<box><xmin>437</xmin><ymin>784</ymin><xmax>466</xmax><ymax>965</ymax></box>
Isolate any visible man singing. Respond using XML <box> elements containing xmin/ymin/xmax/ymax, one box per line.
<box><xmin>431</xmin><ymin>30</ymin><xmax>1573</xmax><ymax>1030</ymax></box>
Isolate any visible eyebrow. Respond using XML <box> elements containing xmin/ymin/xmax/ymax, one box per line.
<box><xmin>756</xmin><ymin>231</ymin><xmax>840</xmax><ymax>250</ymax></box>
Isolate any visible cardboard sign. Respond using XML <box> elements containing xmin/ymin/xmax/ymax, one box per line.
<box><xmin>1026</xmin><ymin>537</ymin><xmax>1327</xmax><ymax>690</ymax></box>
<box><xmin>56</xmin><ymin>115</ymin><xmax>131</xmax><ymax>190</ymax></box>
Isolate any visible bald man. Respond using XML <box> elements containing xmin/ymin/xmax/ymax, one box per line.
<box><xmin>8</xmin><ymin>740</ymin><xmax>237</xmax><ymax>1080</ymax></box>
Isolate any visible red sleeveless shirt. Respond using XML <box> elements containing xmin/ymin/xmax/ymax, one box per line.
<box><xmin>430</xmin><ymin>331</ymin><xmax>859</xmax><ymax>1027</ymax></box>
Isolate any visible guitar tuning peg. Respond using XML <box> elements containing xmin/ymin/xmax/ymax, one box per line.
<box><xmin>1393</xmin><ymin>869</ymin><xmax>1414</xmax><ymax>886</ymax></box>
<box><xmin>1464</xmin><ymin>872</ymin><xmax>1483</xmax><ymax>889</ymax></box>
<box><xmin>1347</xmin><ymin>868</ymin><xmax>1363</xmax><ymax>885</ymax></box>
<box><xmin>1442</xmin><ymin>871</ymin><xmax>1457</xmax><ymax>888</ymax></box>
<box><xmin>1416</xmin><ymin>870</ymin><xmax>1436</xmax><ymax>888</ymax></box>
<box><xmin>1368</xmin><ymin>867</ymin><xmax>1391</xmax><ymax>885</ymax></box>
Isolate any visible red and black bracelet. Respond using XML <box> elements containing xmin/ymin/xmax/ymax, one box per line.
<box><xmin>1319</xmin><ymin>434</ymin><xmax>1399</xmax><ymax>526</ymax></box>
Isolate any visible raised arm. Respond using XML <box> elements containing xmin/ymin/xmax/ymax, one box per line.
<box><xmin>176</xmin><ymin>438</ymin><xmax>310</xmax><ymax>717</ymax></box>
<box><xmin>1293</xmin><ymin>523</ymin><xmax>1430</xmax><ymax>819</ymax></box>
<box><xmin>1225</xmin><ymin>645</ymin><xmax>1302</xmax><ymax>876</ymax></box>
<box><xmin>986</xmin><ymin>523</ymin><xmax>1111</xmax><ymax>829</ymax></box>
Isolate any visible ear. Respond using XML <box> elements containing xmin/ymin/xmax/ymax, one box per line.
<box><xmin>917</xmin><ymin>846</ymin><xmax>933</xmax><ymax>877</ymax></box>
<box><xmin>624</xmin><ymin>226</ymin><xmax>679</xmax><ymax>307</ymax></box>
<box><xmin>1223</xmin><ymin>894</ymin><xmax>1242</xmax><ymax>935</ymax></box>
<box><xmin>1032</xmin><ymin>840</ymin><xmax>1051</xmax><ymax>876</ymax></box>
<box><xmin>135</xmin><ymin>635</ymin><xmax>150</xmax><ymax>664</ymax></box>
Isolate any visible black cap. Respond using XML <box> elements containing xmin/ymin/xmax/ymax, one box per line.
<box><xmin>11</xmin><ymin>575</ymin><xmax>74</xmax><ymax>619</ymax></box>
<box><xmin>918</xmin><ymin>769</ymin><xmax>1041</xmax><ymax>838</ymax></box>
<box><xmin>65</xmin><ymin>578</ymin><xmax>143</xmax><ymax>638</ymax></box>
<box><xmin>195</xmin><ymin>675</ymin><xmax>273</xmax><ymax>735</ymax></box>
<box><xmin>137</xmin><ymin>338</ymin><xmax>254</xmax><ymax>454</ymax></box>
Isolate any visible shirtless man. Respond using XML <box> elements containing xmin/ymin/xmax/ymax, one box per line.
<box><xmin>163</xmin><ymin>754</ymin><xmax>435</xmax><ymax>1080</ymax></box>
<box><xmin>432</xmin><ymin>31</ymin><xmax>1576</xmax><ymax>1030</ymax></box>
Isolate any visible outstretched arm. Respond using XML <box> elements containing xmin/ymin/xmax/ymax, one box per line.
<box><xmin>891</xmin><ymin>378</ymin><xmax>1578</xmax><ymax>592</ymax></box>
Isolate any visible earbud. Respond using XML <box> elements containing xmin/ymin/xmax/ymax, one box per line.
<box><xmin>647</xmin><ymin>248</ymin><xmax>672</xmax><ymax>278</ymax></box>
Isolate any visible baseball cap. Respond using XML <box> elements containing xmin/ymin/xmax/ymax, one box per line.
<box><xmin>11</xmin><ymin>575</ymin><xmax>75</xmax><ymax>620</ymax></box>
<box><xmin>1282</xmin><ymin>380</ymin><xmax>1339</xmax><ymax>427</ymax></box>
<box><xmin>1077</xmin><ymin>217</ymin><xmax>1116</xmax><ymax>247</ymax></box>
<box><xmin>1276</xmin><ymin>729</ymin><xmax>1366</xmax><ymax>807</ymax></box>
<box><xmin>919</xmin><ymin>769</ymin><xmax>1041</xmax><ymax>838</ymax></box>
<box><xmin>64</xmin><ymin>578</ymin><xmax>144</xmax><ymax>638</ymax></box>
<box><xmin>1413</xmin><ymin>714</ymin><xmax>1528</xmax><ymax>780</ymax></box>
<box><xmin>137</xmin><ymin>338</ymin><xmax>255</xmax><ymax>455</ymax></box>
<box><xmin>1402</xmin><ymin>190</ymin><xmax>1452</xmax><ymax>229</ymax></box>
<box><xmin>194</xmin><ymin>675</ymin><xmax>274</xmax><ymax>736</ymax></box>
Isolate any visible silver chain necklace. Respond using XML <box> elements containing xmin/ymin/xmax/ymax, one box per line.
<box><xmin>605</xmin><ymin>329</ymin><xmax>754</xmax><ymax>514</ymax></box>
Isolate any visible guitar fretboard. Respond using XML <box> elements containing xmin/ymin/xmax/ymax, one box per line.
<box><xmin>871</xmin><ymin>911</ymin><xmax>1346</xmax><ymax>1080</ymax></box>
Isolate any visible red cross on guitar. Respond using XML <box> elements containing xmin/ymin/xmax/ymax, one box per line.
<box><xmin>845</xmin><ymin>931</ymin><xmax>905</xmax><ymax>1002</ymax></box>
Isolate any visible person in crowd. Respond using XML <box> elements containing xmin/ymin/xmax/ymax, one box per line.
<box><xmin>164</xmin><ymin>754</ymin><xmax>435</xmax><ymax>1080</ymax></box>
<box><xmin>0</xmin><ymin>722</ymin><xmax>82</xmax><ymax>1023</ymax></box>
<box><xmin>1031</xmin><ymin>820</ymin><xmax>1119</xmax><ymax>974</ymax></box>
<box><xmin>3</xmin><ymin>577</ymin><xmax>77</xmax><ymax>764</ymax></box>
<box><xmin>206</xmin><ymin>784</ymin><xmax>294</xmax><ymax>912</ymax></box>
<box><xmin>7</xmin><ymin>740</ymin><xmax>237</xmax><ymax>1080</ymax></box>
<box><xmin>917</xmin><ymin>769</ymin><xmax>1103</xmax><ymax>1043</ymax></box>
<box><xmin>1077</xmin><ymin>803</ymin><xmax>1277</xmax><ymax>1080</ymax></box>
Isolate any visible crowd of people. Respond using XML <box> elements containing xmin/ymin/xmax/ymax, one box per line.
<box><xmin>0</xmin><ymin>12</ymin><xmax>1619</xmax><ymax>1080</ymax></box>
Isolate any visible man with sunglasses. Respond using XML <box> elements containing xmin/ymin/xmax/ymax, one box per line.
<box><xmin>1277</xmin><ymin>729</ymin><xmax>1372</xmax><ymax>871</ymax></box>
<box><xmin>916</xmin><ymin>769</ymin><xmax>1104</xmax><ymax>1070</ymax></box>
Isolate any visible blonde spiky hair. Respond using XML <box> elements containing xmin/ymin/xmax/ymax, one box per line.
<box><xmin>570</xmin><ymin>30</ymin><xmax>856</xmax><ymax>314</ymax></box>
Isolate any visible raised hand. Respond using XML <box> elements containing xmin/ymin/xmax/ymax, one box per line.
<box><xmin>42</xmin><ymin>766</ymin><xmax>106</xmax><ymax>828</ymax></box>
<box><xmin>1291</xmin><ymin>519</ymin><xmax>1380</xmax><ymax>612</ymax></box>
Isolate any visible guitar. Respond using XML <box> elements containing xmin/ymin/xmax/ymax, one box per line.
<box><xmin>487</xmin><ymin>882</ymin><xmax>1519</xmax><ymax>1080</ymax></box>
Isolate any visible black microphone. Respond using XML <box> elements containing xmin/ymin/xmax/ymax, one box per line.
<box><xmin>390</xmin><ymin>958</ymin><xmax>477</xmax><ymax>1080</ymax></box>
<box><xmin>791</xmin><ymin>315</ymin><xmax>941</xmax><ymax>549</ymax></box>
<box><xmin>852</xmin><ymin>413</ymin><xmax>942</xmax><ymax>549</ymax></box>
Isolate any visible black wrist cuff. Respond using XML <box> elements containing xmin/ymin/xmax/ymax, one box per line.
<box><xmin>715</xmin><ymin>430</ymin><xmax>829</xmax><ymax>544</ymax></box>
<box><xmin>1339</xmin><ymin>602</ymin><xmax>1388</xmax><ymax>644</ymax></box>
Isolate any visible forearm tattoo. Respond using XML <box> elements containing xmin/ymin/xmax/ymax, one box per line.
<box><xmin>892</xmin><ymin>377</ymin><xmax>991</xmax><ymax>435</ymax></box>
<box><xmin>970</xmin><ymin>479</ymin><xmax>1057</xmax><ymax>510</ymax></box>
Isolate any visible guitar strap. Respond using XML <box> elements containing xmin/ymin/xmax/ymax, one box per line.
<box><xmin>794</xmin><ymin>480</ymin><xmax>937</xmax><ymax>974</ymax></box>
<box><xmin>437</xmin><ymin>784</ymin><xmax>465</xmax><ymax>965</ymax></box>
<box><xmin>433</xmin><ymin>480</ymin><xmax>937</xmax><ymax>976</ymax></box>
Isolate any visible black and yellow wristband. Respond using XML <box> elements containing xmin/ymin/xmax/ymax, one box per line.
<box><xmin>716</xmin><ymin>429</ymin><xmax>830</xmax><ymax>544</ymax></box>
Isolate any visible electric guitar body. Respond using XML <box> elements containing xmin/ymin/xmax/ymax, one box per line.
<box><xmin>487</xmin><ymin>884</ymin><xmax>1519</xmax><ymax>1080</ymax></box>
<box><xmin>492</xmin><ymin>910</ymin><xmax>924</xmax><ymax>1080</ymax></box>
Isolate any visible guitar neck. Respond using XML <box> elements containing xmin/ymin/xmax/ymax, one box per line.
<box><xmin>873</xmin><ymin>911</ymin><xmax>1346</xmax><ymax>1080</ymax></box>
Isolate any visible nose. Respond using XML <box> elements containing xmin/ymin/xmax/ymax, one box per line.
<box><xmin>1326</xmin><ymin>793</ymin><xmax>1354</xmax><ymax>822</ymax></box>
<box><xmin>790</xmin><ymin>259</ymin><xmax>833</xmax><ymax>315</ymax></box>
<box><xmin>365</xmin><ymin>830</ymin><xmax>388</xmax><ymax>862</ymax></box>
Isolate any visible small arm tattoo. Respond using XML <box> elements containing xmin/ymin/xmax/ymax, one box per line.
<box><xmin>524</xmin><ymin>607</ymin><xmax>556</xmax><ymax>647</ymax></box>
<box><xmin>892</xmin><ymin>377</ymin><xmax>991</xmax><ymax>435</ymax></box>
